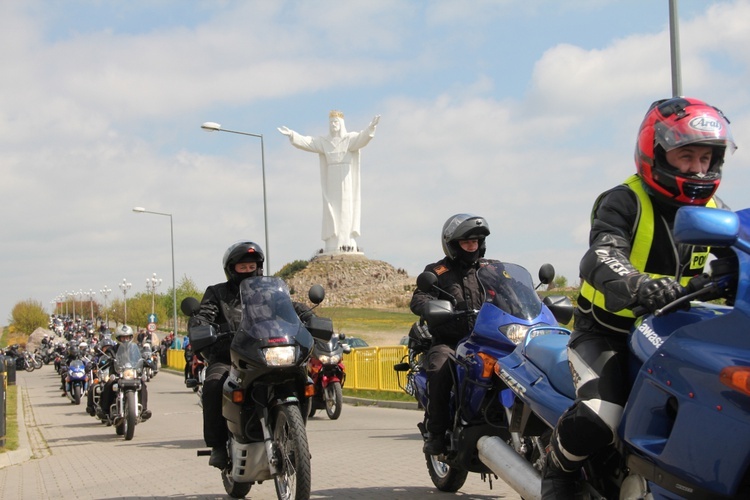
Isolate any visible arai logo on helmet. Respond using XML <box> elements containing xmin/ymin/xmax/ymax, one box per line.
<box><xmin>689</xmin><ymin>116</ymin><xmax>723</xmax><ymax>132</ymax></box>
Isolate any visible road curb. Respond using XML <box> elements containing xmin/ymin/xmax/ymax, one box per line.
<box><xmin>343</xmin><ymin>395</ymin><xmax>419</xmax><ymax>411</ymax></box>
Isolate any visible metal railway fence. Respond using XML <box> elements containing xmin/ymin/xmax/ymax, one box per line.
<box><xmin>166</xmin><ymin>345</ymin><xmax>409</xmax><ymax>393</ymax></box>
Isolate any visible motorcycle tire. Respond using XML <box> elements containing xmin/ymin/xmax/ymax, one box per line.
<box><xmin>124</xmin><ymin>391</ymin><xmax>137</xmax><ymax>441</ymax></box>
<box><xmin>24</xmin><ymin>359</ymin><xmax>35</xmax><ymax>372</ymax></box>
<box><xmin>33</xmin><ymin>355</ymin><xmax>43</xmax><ymax>370</ymax></box>
<box><xmin>221</xmin><ymin>441</ymin><xmax>253</xmax><ymax>499</ymax></box>
<box><xmin>272</xmin><ymin>404</ymin><xmax>312</xmax><ymax>500</ymax></box>
<box><xmin>72</xmin><ymin>384</ymin><xmax>82</xmax><ymax>405</ymax></box>
<box><xmin>426</xmin><ymin>453</ymin><xmax>468</xmax><ymax>492</ymax></box>
<box><xmin>324</xmin><ymin>382</ymin><xmax>343</xmax><ymax>420</ymax></box>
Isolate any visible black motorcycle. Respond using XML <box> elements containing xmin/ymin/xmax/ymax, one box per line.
<box><xmin>182</xmin><ymin>277</ymin><xmax>334</xmax><ymax>500</ymax></box>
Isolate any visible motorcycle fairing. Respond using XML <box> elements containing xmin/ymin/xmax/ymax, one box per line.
<box><xmin>621</xmin><ymin>308</ymin><xmax>750</xmax><ymax>497</ymax></box>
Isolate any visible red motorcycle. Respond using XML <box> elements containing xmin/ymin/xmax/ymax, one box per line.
<box><xmin>307</xmin><ymin>333</ymin><xmax>350</xmax><ymax>419</ymax></box>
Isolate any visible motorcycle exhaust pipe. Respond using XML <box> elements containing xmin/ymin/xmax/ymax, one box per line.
<box><xmin>477</xmin><ymin>435</ymin><xmax>541</xmax><ymax>500</ymax></box>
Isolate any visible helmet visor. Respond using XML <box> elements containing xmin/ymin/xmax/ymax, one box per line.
<box><xmin>654</xmin><ymin>113</ymin><xmax>737</xmax><ymax>154</ymax></box>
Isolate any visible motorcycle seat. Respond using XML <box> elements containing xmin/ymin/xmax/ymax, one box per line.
<box><xmin>524</xmin><ymin>333</ymin><xmax>576</xmax><ymax>400</ymax></box>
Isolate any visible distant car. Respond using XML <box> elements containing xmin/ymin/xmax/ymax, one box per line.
<box><xmin>343</xmin><ymin>337</ymin><xmax>369</xmax><ymax>348</ymax></box>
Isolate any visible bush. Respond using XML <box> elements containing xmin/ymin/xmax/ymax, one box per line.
<box><xmin>275</xmin><ymin>260</ymin><xmax>309</xmax><ymax>281</ymax></box>
<box><xmin>10</xmin><ymin>299</ymin><xmax>49</xmax><ymax>334</ymax></box>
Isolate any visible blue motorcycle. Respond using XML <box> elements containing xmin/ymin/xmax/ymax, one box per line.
<box><xmin>65</xmin><ymin>358</ymin><xmax>89</xmax><ymax>405</ymax></box>
<box><xmin>394</xmin><ymin>259</ymin><xmax>573</xmax><ymax>493</ymax></box>
<box><xmin>481</xmin><ymin>205</ymin><xmax>750</xmax><ymax>500</ymax></box>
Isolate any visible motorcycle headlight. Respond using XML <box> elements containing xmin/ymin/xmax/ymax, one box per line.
<box><xmin>319</xmin><ymin>354</ymin><xmax>331</xmax><ymax>364</ymax></box>
<box><xmin>263</xmin><ymin>346</ymin><xmax>296</xmax><ymax>366</ymax></box>
<box><xmin>123</xmin><ymin>368</ymin><xmax>136</xmax><ymax>379</ymax></box>
<box><xmin>499</xmin><ymin>324</ymin><xmax>530</xmax><ymax>345</ymax></box>
<box><xmin>330</xmin><ymin>354</ymin><xmax>341</xmax><ymax>364</ymax></box>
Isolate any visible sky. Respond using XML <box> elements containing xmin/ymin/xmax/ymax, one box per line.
<box><xmin>2</xmin><ymin>0</ymin><xmax>750</xmax><ymax>325</ymax></box>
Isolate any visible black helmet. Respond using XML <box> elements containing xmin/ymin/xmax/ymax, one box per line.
<box><xmin>441</xmin><ymin>214</ymin><xmax>490</xmax><ymax>261</ymax></box>
<box><xmin>223</xmin><ymin>241</ymin><xmax>265</xmax><ymax>285</ymax></box>
<box><xmin>100</xmin><ymin>338</ymin><xmax>116</xmax><ymax>351</ymax></box>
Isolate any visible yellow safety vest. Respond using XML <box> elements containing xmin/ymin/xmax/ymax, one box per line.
<box><xmin>579</xmin><ymin>175</ymin><xmax>714</xmax><ymax>331</ymax></box>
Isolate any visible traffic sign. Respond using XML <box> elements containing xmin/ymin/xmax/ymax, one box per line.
<box><xmin>147</xmin><ymin>322</ymin><xmax>157</xmax><ymax>332</ymax></box>
<box><xmin>148</xmin><ymin>313</ymin><xmax>158</xmax><ymax>323</ymax></box>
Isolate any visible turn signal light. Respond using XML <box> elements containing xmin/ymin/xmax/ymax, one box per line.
<box><xmin>477</xmin><ymin>352</ymin><xmax>497</xmax><ymax>379</ymax></box>
<box><xmin>720</xmin><ymin>366</ymin><xmax>750</xmax><ymax>397</ymax></box>
<box><xmin>305</xmin><ymin>384</ymin><xmax>315</xmax><ymax>397</ymax></box>
<box><xmin>232</xmin><ymin>390</ymin><xmax>244</xmax><ymax>404</ymax></box>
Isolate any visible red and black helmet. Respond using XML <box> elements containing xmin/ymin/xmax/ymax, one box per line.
<box><xmin>222</xmin><ymin>241</ymin><xmax>265</xmax><ymax>284</ymax></box>
<box><xmin>635</xmin><ymin>97</ymin><xmax>736</xmax><ymax>205</ymax></box>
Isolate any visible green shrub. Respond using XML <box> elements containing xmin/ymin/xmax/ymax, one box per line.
<box><xmin>275</xmin><ymin>260</ymin><xmax>309</xmax><ymax>280</ymax></box>
<box><xmin>10</xmin><ymin>299</ymin><xmax>48</xmax><ymax>334</ymax></box>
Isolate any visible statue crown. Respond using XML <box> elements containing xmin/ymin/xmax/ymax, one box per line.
<box><xmin>329</xmin><ymin>110</ymin><xmax>344</xmax><ymax>119</ymax></box>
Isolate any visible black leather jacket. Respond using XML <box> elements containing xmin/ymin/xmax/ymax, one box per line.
<box><xmin>410</xmin><ymin>256</ymin><xmax>485</xmax><ymax>348</ymax></box>
<box><xmin>194</xmin><ymin>280</ymin><xmax>314</xmax><ymax>364</ymax></box>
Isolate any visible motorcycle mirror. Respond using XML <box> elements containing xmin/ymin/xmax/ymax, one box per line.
<box><xmin>416</xmin><ymin>272</ymin><xmax>438</xmax><ymax>293</ymax></box>
<box><xmin>338</xmin><ymin>333</ymin><xmax>346</xmax><ymax>341</ymax></box>
<box><xmin>538</xmin><ymin>263</ymin><xmax>555</xmax><ymax>285</ymax></box>
<box><xmin>308</xmin><ymin>284</ymin><xmax>326</xmax><ymax>305</ymax></box>
<box><xmin>180</xmin><ymin>297</ymin><xmax>201</xmax><ymax>316</ymax></box>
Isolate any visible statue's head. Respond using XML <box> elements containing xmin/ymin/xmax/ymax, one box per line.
<box><xmin>329</xmin><ymin>110</ymin><xmax>346</xmax><ymax>136</ymax></box>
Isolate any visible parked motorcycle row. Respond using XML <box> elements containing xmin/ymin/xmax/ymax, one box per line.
<box><xmin>394</xmin><ymin>206</ymin><xmax>750</xmax><ymax>500</ymax></box>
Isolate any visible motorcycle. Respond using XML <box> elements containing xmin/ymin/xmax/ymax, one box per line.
<box><xmin>140</xmin><ymin>342</ymin><xmax>158</xmax><ymax>381</ymax></box>
<box><xmin>181</xmin><ymin>277</ymin><xmax>334</xmax><ymax>500</ymax></box>
<box><xmin>185</xmin><ymin>351</ymin><xmax>207</xmax><ymax>407</ymax></box>
<box><xmin>479</xmin><ymin>205</ymin><xmax>750</xmax><ymax>500</ymax></box>
<box><xmin>307</xmin><ymin>333</ymin><xmax>350</xmax><ymax>419</ymax></box>
<box><xmin>97</xmin><ymin>340</ymin><xmax>148</xmax><ymax>440</ymax></box>
<box><xmin>393</xmin><ymin>259</ymin><xmax>572</xmax><ymax>493</ymax></box>
<box><xmin>65</xmin><ymin>358</ymin><xmax>89</xmax><ymax>405</ymax></box>
<box><xmin>32</xmin><ymin>349</ymin><xmax>44</xmax><ymax>369</ymax></box>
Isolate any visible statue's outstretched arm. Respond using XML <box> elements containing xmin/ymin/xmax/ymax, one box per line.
<box><xmin>277</xmin><ymin>126</ymin><xmax>293</xmax><ymax>136</ymax></box>
<box><xmin>368</xmin><ymin>115</ymin><xmax>381</xmax><ymax>129</ymax></box>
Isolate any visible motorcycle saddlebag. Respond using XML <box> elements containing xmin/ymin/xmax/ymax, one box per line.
<box><xmin>408</xmin><ymin>322</ymin><xmax>432</xmax><ymax>354</ymax></box>
<box><xmin>188</xmin><ymin>322</ymin><xmax>218</xmax><ymax>352</ymax></box>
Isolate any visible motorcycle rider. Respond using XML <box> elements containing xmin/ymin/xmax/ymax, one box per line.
<box><xmin>542</xmin><ymin>97</ymin><xmax>737</xmax><ymax>499</ymax></box>
<box><xmin>410</xmin><ymin>213</ymin><xmax>490</xmax><ymax>455</ymax></box>
<box><xmin>85</xmin><ymin>337</ymin><xmax>116</xmax><ymax>415</ymax></box>
<box><xmin>191</xmin><ymin>240</ymin><xmax>314</xmax><ymax>469</ymax></box>
<box><xmin>97</xmin><ymin>325</ymin><xmax>152</xmax><ymax>421</ymax></box>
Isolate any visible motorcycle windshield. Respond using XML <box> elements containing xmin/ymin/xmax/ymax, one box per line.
<box><xmin>115</xmin><ymin>341</ymin><xmax>143</xmax><ymax>370</ymax></box>
<box><xmin>238</xmin><ymin>277</ymin><xmax>305</xmax><ymax>340</ymax></box>
<box><xmin>478</xmin><ymin>260</ymin><xmax>543</xmax><ymax>320</ymax></box>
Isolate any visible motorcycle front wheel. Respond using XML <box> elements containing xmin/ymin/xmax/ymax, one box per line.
<box><xmin>324</xmin><ymin>382</ymin><xmax>343</xmax><ymax>420</ymax></box>
<box><xmin>72</xmin><ymin>384</ymin><xmax>82</xmax><ymax>405</ymax></box>
<box><xmin>124</xmin><ymin>391</ymin><xmax>137</xmax><ymax>441</ymax></box>
<box><xmin>24</xmin><ymin>359</ymin><xmax>35</xmax><ymax>372</ymax></box>
<box><xmin>33</xmin><ymin>355</ymin><xmax>43</xmax><ymax>369</ymax></box>
<box><xmin>273</xmin><ymin>404</ymin><xmax>312</xmax><ymax>500</ymax></box>
<box><xmin>426</xmin><ymin>454</ymin><xmax>468</xmax><ymax>492</ymax></box>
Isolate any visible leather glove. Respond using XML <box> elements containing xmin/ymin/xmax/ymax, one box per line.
<box><xmin>636</xmin><ymin>277</ymin><xmax>684</xmax><ymax>314</ymax></box>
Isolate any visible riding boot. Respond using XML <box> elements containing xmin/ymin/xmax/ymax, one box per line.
<box><xmin>423</xmin><ymin>431</ymin><xmax>447</xmax><ymax>455</ymax></box>
<box><xmin>541</xmin><ymin>451</ymin><xmax>578</xmax><ymax>500</ymax></box>
<box><xmin>209</xmin><ymin>446</ymin><xmax>229</xmax><ymax>469</ymax></box>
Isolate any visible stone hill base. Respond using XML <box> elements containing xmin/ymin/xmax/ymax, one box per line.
<box><xmin>285</xmin><ymin>254</ymin><xmax>415</xmax><ymax>309</ymax></box>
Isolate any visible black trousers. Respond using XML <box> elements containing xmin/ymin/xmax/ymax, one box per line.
<box><xmin>424</xmin><ymin>343</ymin><xmax>455</xmax><ymax>434</ymax></box>
<box><xmin>203</xmin><ymin>361</ymin><xmax>230</xmax><ymax>448</ymax></box>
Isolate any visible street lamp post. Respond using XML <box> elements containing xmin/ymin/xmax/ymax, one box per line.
<box><xmin>119</xmin><ymin>279</ymin><xmax>132</xmax><ymax>324</ymax></box>
<box><xmin>63</xmin><ymin>291</ymin><xmax>69</xmax><ymax>317</ymax></box>
<box><xmin>68</xmin><ymin>291</ymin><xmax>76</xmax><ymax>319</ymax></box>
<box><xmin>132</xmin><ymin>207</ymin><xmax>178</xmax><ymax>338</ymax></box>
<box><xmin>100</xmin><ymin>286</ymin><xmax>112</xmax><ymax>325</ymax></box>
<box><xmin>201</xmin><ymin>122</ymin><xmax>270</xmax><ymax>273</ymax></box>
<box><xmin>146</xmin><ymin>272</ymin><xmax>162</xmax><ymax>315</ymax></box>
<box><xmin>86</xmin><ymin>289</ymin><xmax>96</xmax><ymax>324</ymax></box>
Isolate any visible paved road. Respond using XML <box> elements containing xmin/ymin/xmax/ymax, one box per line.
<box><xmin>1</xmin><ymin>367</ymin><xmax>520</xmax><ymax>499</ymax></box>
